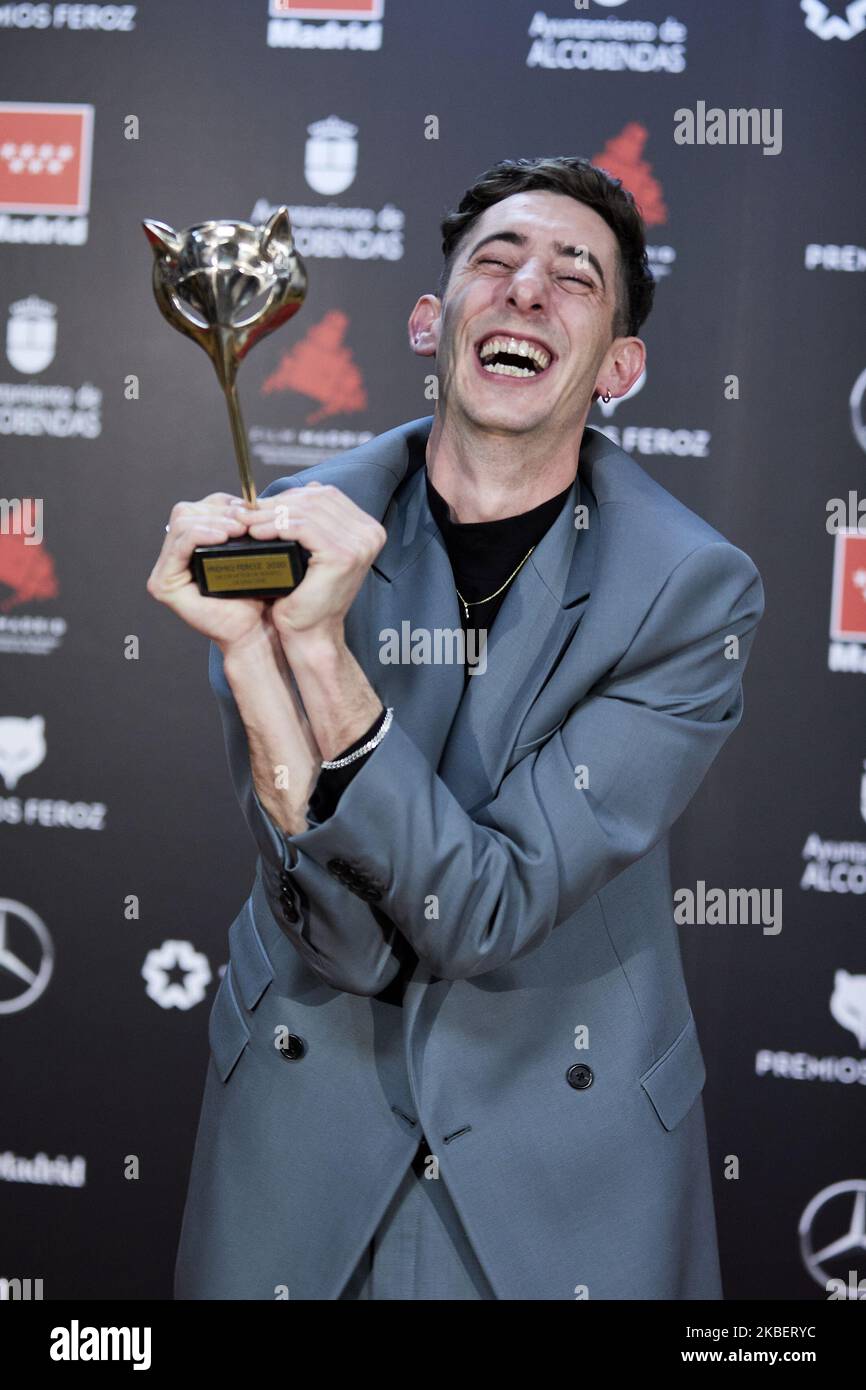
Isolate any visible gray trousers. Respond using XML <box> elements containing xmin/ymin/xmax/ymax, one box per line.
<box><xmin>338</xmin><ymin>1141</ymin><xmax>496</xmax><ymax>1300</ymax></box>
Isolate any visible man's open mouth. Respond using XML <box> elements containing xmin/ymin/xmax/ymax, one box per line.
<box><xmin>476</xmin><ymin>333</ymin><xmax>553</xmax><ymax>379</ymax></box>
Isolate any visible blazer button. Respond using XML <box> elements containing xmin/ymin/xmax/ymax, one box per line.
<box><xmin>279</xmin><ymin>889</ymin><xmax>300</xmax><ymax>923</ymax></box>
<box><xmin>277</xmin><ymin>1033</ymin><xmax>307</xmax><ymax>1061</ymax></box>
<box><xmin>566</xmin><ymin>1064</ymin><xmax>594</xmax><ymax>1090</ymax></box>
<box><xmin>327</xmin><ymin>857</ymin><xmax>357</xmax><ymax>882</ymax></box>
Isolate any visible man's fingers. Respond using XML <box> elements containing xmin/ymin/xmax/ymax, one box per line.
<box><xmin>160</xmin><ymin>485</ymin><xmax>386</xmax><ymax>592</ymax></box>
<box><xmin>153</xmin><ymin>518</ymin><xmax>246</xmax><ymax>593</ymax></box>
<box><xmin>251</xmin><ymin>485</ymin><xmax>386</xmax><ymax>546</ymax></box>
<box><xmin>202</xmin><ymin>491</ymin><xmax>248</xmax><ymax>507</ymax></box>
<box><xmin>166</xmin><ymin>513</ymin><xmax>246</xmax><ymax>559</ymax></box>
<box><xmin>148</xmin><ymin>516</ymin><xmax>249</xmax><ymax>602</ymax></box>
<box><xmin>167</xmin><ymin>496</ymin><xmax>249</xmax><ymax>529</ymax></box>
<box><xmin>247</xmin><ymin>506</ymin><xmax>383</xmax><ymax>566</ymax></box>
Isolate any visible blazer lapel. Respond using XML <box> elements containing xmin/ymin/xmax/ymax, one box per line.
<box><xmin>353</xmin><ymin>458</ymin><xmax>466</xmax><ymax>773</ymax></box>
<box><xmin>347</xmin><ymin>417</ymin><xmax>604</xmax><ymax>814</ymax></box>
<box><xmin>285</xmin><ymin>414</ymin><xmax>608</xmax><ymax>808</ymax></box>
<box><xmin>436</xmin><ymin>465</ymin><xmax>599</xmax><ymax>811</ymax></box>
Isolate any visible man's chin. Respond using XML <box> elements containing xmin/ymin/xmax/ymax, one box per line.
<box><xmin>459</xmin><ymin>395</ymin><xmax>551</xmax><ymax>435</ymax></box>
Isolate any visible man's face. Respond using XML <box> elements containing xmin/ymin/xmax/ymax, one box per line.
<box><xmin>415</xmin><ymin>190</ymin><xmax>638</xmax><ymax>437</ymax></box>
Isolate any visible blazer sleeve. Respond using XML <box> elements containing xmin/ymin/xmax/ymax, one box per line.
<box><xmin>208</xmin><ymin>640</ymin><xmax>403</xmax><ymax>997</ymax></box>
<box><xmin>275</xmin><ymin>540</ymin><xmax>765</xmax><ymax>980</ymax></box>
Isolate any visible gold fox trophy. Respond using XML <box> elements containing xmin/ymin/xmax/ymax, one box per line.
<box><xmin>143</xmin><ymin>206</ymin><xmax>309</xmax><ymax>598</ymax></box>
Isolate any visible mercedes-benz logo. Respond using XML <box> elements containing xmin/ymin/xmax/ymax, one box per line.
<box><xmin>799</xmin><ymin>1180</ymin><xmax>866</xmax><ymax>1296</ymax></box>
<box><xmin>0</xmin><ymin>898</ymin><xmax>53</xmax><ymax>1014</ymax></box>
<box><xmin>850</xmin><ymin>366</ymin><xmax>866</xmax><ymax>453</ymax></box>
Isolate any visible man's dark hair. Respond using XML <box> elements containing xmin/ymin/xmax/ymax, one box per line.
<box><xmin>437</xmin><ymin>156</ymin><xmax>655</xmax><ymax>340</ymax></box>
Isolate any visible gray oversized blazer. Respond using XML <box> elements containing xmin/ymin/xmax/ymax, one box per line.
<box><xmin>174</xmin><ymin>414</ymin><xmax>764</xmax><ymax>1301</ymax></box>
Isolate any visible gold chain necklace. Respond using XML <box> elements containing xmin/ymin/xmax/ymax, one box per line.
<box><xmin>453</xmin><ymin>545</ymin><xmax>536</xmax><ymax>621</ymax></box>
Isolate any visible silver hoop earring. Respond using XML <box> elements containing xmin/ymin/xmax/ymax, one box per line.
<box><xmin>600</xmin><ymin>388</ymin><xmax>611</xmax><ymax>404</ymax></box>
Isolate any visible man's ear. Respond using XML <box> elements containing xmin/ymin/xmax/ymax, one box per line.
<box><xmin>408</xmin><ymin>294</ymin><xmax>441</xmax><ymax>357</ymax></box>
<box><xmin>594</xmin><ymin>336</ymin><xmax>646</xmax><ymax>402</ymax></box>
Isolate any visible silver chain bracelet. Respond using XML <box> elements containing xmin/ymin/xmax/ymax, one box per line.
<box><xmin>319</xmin><ymin>706</ymin><xmax>394</xmax><ymax>769</ymax></box>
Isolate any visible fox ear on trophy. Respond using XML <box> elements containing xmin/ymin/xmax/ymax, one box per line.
<box><xmin>261</xmin><ymin>205</ymin><xmax>293</xmax><ymax>253</ymax></box>
<box><xmin>141</xmin><ymin>219</ymin><xmax>184</xmax><ymax>259</ymax></box>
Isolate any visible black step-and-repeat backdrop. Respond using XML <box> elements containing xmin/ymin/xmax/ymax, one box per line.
<box><xmin>0</xmin><ymin>0</ymin><xmax>864</xmax><ymax>1302</ymax></box>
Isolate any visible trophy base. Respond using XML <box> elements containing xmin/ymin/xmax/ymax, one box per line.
<box><xmin>191</xmin><ymin>537</ymin><xmax>309</xmax><ymax>599</ymax></box>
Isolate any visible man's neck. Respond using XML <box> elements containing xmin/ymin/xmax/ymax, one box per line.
<box><xmin>424</xmin><ymin>407</ymin><xmax>588</xmax><ymax>523</ymax></box>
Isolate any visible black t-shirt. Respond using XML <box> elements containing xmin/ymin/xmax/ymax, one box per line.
<box><xmin>306</xmin><ymin>459</ymin><xmax>575</xmax><ymax>821</ymax></box>
<box><xmin>424</xmin><ymin>468</ymin><xmax>574</xmax><ymax>683</ymax></box>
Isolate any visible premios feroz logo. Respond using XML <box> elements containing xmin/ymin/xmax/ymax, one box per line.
<box><xmin>0</xmin><ymin>715</ymin><xmax>107</xmax><ymax>831</ymax></box>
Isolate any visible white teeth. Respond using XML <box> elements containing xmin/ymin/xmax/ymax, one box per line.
<box><xmin>482</xmin><ymin>361</ymin><xmax>536</xmax><ymax>377</ymax></box>
<box><xmin>478</xmin><ymin>335</ymin><xmax>552</xmax><ymax>371</ymax></box>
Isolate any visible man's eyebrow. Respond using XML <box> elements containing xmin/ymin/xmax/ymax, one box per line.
<box><xmin>552</xmin><ymin>240</ymin><xmax>606</xmax><ymax>288</ymax></box>
<box><xmin>465</xmin><ymin>230</ymin><xmax>606</xmax><ymax>288</ymax></box>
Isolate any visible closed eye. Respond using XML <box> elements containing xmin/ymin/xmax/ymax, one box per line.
<box><xmin>476</xmin><ymin>258</ymin><xmax>595</xmax><ymax>289</ymax></box>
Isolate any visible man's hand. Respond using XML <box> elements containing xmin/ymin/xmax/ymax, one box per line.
<box><xmin>147</xmin><ymin>491</ymin><xmax>325</xmax><ymax>835</ymax></box>
<box><xmin>237</xmin><ymin>481</ymin><xmax>388</xmax><ymax>763</ymax></box>
<box><xmin>146</xmin><ymin>492</ymin><xmax>268</xmax><ymax>653</ymax></box>
<box><xmin>246</xmin><ymin>481</ymin><xmax>387</xmax><ymax>649</ymax></box>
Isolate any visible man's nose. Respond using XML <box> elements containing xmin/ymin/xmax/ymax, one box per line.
<box><xmin>506</xmin><ymin>262</ymin><xmax>548</xmax><ymax>312</ymax></box>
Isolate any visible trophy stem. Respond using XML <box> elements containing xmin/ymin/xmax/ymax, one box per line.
<box><xmin>223</xmin><ymin>379</ymin><xmax>257</xmax><ymax>505</ymax></box>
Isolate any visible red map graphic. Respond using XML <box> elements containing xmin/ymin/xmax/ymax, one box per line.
<box><xmin>832</xmin><ymin>533</ymin><xmax>866</xmax><ymax>640</ymax></box>
<box><xmin>262</xmin><ymin>309</ymin><xmax>368</xmax><ymax>425</ymax></box>
<box><xmin>592</xmin><ymin>123</ymin><xmax>668</xmax><ymax>226</ymax></box>
<box><xmin>0</xmin><ymin>531</ymin><xmax>59</xmax><ymax>611</ymax></box>
<box><xmin>278</xmin><ymin>0</ymin><xmax>380</xmax><ymax>13</ymax></box>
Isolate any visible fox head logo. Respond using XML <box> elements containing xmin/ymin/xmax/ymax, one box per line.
<box><xmin>0</xmin><ymin>715</ymin><xmax>46</xmax><ymax>790</ymax></box>
<box><xmin>830</xmin><ymin>970</ymin><xmax>866</xmax><ymax>1050</ymax></box>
